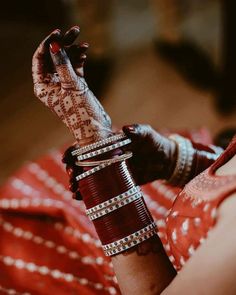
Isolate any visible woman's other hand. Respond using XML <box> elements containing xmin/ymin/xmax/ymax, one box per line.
<box><xmin>32</xmin><ymin>26</ymin><xmax>112</xmax><ymax>145</ymax></box>
<box><xmin>123</xmin><ymin>124</ymin><xmax>177</xmax><ymax>185</ymax></box>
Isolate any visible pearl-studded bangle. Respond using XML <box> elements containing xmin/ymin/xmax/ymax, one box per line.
<box><xmin>86</xmin><ymin>187</ymin><xmax>142</xmax><ymax>220</ymax></box>
<box><xmin>168</xmin><ymin>134</ymin><xmax>195</xmax><ymax>185</ymax></box>
<box><xmin>102</xmin><ymin>222</ymin><xmax>157</xmax><ymax>256</ymax></box>
<box><xmin>168</xmin><ymin>135</ymin><xmax>188</xmax><ymax>185</ymax></box>
<box><xmin>76</xmin><ymin>138</ymin><xmax>131</xmax><ymax>161</ymax></box>
<box><xmin>72</xmin><ymin>133</ymin><xmax>127</xmax><ymax>156</ymax></box>
<box><xmin>88</xmin><ymin>191</ymin><xmax>142</xmax><ymax>221</ymax></box>
<box><xmin>75</xmin><ymin>152</ymin><xmax>133</xmax><ymax>181</ymax></box>
<box><xmin>86</xmin><ymin>186</ymin><xmax>140</xmax><ymax>214</ymax></box>
<box><xmin>179</xmin><ymin>138</ymin><xmax>195</xmax><ymax>186</ymax></box>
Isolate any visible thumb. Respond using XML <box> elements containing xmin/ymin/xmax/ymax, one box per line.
<box><xmin>50</xmin><ymin>41</ymin><xmax>78</xmax><ymax>89</ymax></box>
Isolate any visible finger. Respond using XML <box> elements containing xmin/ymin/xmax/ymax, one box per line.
<box><xmin>32</xmin><ymin>29</ymin><xmax>61</xmax><ymax>84</ymax></box>
<box><xmin>62</xmin><ymin>145</ymin><xmax>77</xmax><ymax>164</ymax></box>
<box><xmin>62</xmin><ymin>43</ymin><xmax>89</xmax><ymax>79</ymax></box>
<box><xmin>50</xmin><ymin>41</ymin><xmax>78</xmax><ymax>89</ymax></box>
<box><xmin>122</xmin><ymin>124</ymin><xmax>141</xmax><ymax>139</ymax></box>
<box><xmin>73</xmin><ymin>191</ymin><xmax>82</xmax><ymax>200</ymax></box>
<box><xmin>123</xmin><ymin>124</ymin><xmax>153</xmax><ymax>140</ymax></box>
<box><xmin>65</xmin><ymin>44</ymin><xmax>88</xmax><ymax>68</ymax></box>
<box><xmin>69</xmin><ymin>181</ymin><xmax>78</xmax><ymax>193</ymax></box>
<box><xmin>63</xmin><ymin>26</ymin><xmax>80</xmax><ymax>46</ymax></box>
<box><xmin>78</xmin><ymin>42</ymin><xmax>89</xmax><ymax>54</ymax></box>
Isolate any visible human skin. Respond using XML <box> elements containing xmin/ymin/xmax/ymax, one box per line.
<box><xmin>32</xmin><ymin>27</ymin><xmax>176</xmax><ymax>294</ymax></box>
<box><xmin>33</xmin><ymin>28</ymin><xmax>236</xmax><ymax>294</ymax></box>
<box><xmin>32</xmin><ymin>27</ymin><xmax>113</xmax><ymax>146</ymax></box>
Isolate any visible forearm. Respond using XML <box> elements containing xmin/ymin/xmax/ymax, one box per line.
<box><xmin>112</xmin><ymin>237</ymin><xmax>176</xmax><ymax>295</ymax></box>
<box><xmin>33</xmin><ymin>29</ymin><xmax>176</xmax><ymax>295</ymax></box>
<box><xmin>77</xmin><ymin>146</ymin><xmax>176</xmax><ymax>294</ymax></box>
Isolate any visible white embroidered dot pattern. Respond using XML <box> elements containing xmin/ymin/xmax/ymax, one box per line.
<box><xmin>0</xmin><ymin>255</ymin><xmax>116</xmax><ymax>294</ymax></box>
<box><xmin>181</xmin><ymin>219</ymin><xmax>189</xmax><ymax>235</ymax></box>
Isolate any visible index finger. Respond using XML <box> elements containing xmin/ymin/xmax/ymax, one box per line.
<box><xmin>32</xmin><ymin>29</ymin><xmax>61</xmax><ymax>84</ymax></box>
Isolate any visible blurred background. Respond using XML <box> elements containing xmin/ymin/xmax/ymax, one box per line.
<box><xmin>0</xmin><ymin>0</ymin><xmax>235</xmax><ymax>184</ymax></box>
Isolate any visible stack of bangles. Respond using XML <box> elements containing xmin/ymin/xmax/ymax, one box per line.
<box><xmin>72</xmin><ymin>133</ymin><xmax>157</xmax><ymax>256</ymax></box>
<box><xmin>167</xmin><ymin>134</ymin><xmax>222</xmax><ymax>186</ymax></box>
<box><xmin>71</xmin><ymin>133</ymin><xmax>222</xmax><ymax>256</ymax></box>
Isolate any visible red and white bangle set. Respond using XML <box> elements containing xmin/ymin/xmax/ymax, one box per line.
<box><xmin>72</xmin><ymin>133</ymin><xmax>157</xmax><ymax>256</ymax></box>
<box><xmin>75</xmin><ymin>152</ymin><xmax>133</xmax><ymax>181</ymax></box>
<box><xmin>76</xmin><ymin>138</ymin><xmax>132</xmax><ymax>161</ymax></box>
<box><xmin>72</xmin><ymin>133</ymin><xmax>127</xmax><ymax>156</ymax></box>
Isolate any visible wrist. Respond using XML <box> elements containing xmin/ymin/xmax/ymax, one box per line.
<box><xmin>153</xmin><ymin>135</ymin><xmax>178</xmax><ymax>180</ymax></box>
<box><xmin>70</xmin><ymin>134</ymin><xmax>157</xmax><ymax>256</ymax></box>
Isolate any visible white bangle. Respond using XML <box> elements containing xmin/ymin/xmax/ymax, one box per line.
<box><xmin>168</xmin><ymin>135</ymin><xmax>188</xmax><ymax>185</ymax></box>
<box><xmin>76</xmin><ymin>151</ymin><xmax>132</xmax><ymax>167</ymax></box>
<box><xmin>76</xmin><ymin>138</ymin><xmax>131</xmax><ymax>161</ymax></box>
<box><xmin>168</xmin><ymin>134</ymin><xmax>194</xmax><ymax>185</ymax></box>
<box><xmin>179</xmin><ymin>138</ymin><xmax>195</xmax><ymax>185</ymax></box>
<box><xmin>75</xmin><ymin>152</ymin><xmax>133</xmax><ymax>181</ymax></box>
<box><xmin>86</xmin><ymin>186</ymin><xmax>142</xmax><ymax>220</ymax></box>
<box><xmin>102</xmin><ymin>222</ymin><xmax>157</xmax><ymax>256</ymax></box>
<box><xmin>72</xmin><ymin>133</ymin><xmax>127</xmax><ymax>156</ymax></box>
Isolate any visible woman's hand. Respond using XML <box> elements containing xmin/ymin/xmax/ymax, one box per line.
<box><xmin>62</xmin><ymin>124</ymin><xmax>177</xmax><ymax>199</ymax></box>
<box><xmin>122</xmin><ymin>124</ymin><xmax>177</xmax><ymax>185</ymax></box>
<box><xmin>32</xmin><ymin>26</ymin><xmax>112</xmax><ymax>145</ymax></box>
<box><xmin>62</xmin><ymin>144</ymin><xmax>83</xmax><ymax>200</ymax></box>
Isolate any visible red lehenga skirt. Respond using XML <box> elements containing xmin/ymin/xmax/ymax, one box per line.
<box><xmin>0</xmin><ymin>129</ymin><xmax>212</xmax><ymax>295</ymax></box>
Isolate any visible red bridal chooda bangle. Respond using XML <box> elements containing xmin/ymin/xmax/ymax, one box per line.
<box><xmin>68</xmin><ymin>133</ymin><xmax>157</xmax><ymax>256</ymax></box>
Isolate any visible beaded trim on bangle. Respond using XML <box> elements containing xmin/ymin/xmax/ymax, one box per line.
<box><xmin>72</xmin><ymin>133</ymin><xmax>127</xmax><ymax>156</ymax></box>
<box><xmin>102</xmin><ymin>222</ymin><xmax>157</xmax><ymax>256</ymax></box>
<box><xmin>179</xmin><ymin>138</ymin><xmax>195</xmax><ymax>186</ymax></box>
<box><xmin>76</xmin><ymin>162</ymin><xmax>111</xmax><ymax>181</ymax></box>
<box><xmin>88</xmin><ymin>192</ymin><xmax>142</xmax><ymax>221</ymax></box>
<box><xmin>86</xmin><ymin>187</ymin><xmax>142</xmax><ymax>220</ymax></box>
<box><xmin>86</xmin><ymin>186</ymin><xmax>140</xmax><ymax>214</ymax></box>
<box><xmin>75</xmin><ymin>152</ymin><xmax>133</xmax><ymax>181</ymax></box>
<box><xmin>168</xmin><ymin>135</ymin><xmax>188</xmax><ymax>185</ymax></box>
<box><xmin>77</xmin><ymin>139</ymin><xmax>131</xmax><ymax>161</ymax></box>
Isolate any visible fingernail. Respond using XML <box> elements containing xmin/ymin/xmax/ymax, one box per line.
<box><xmin>50</xmin><ymin>41</ymin><xmax>61</xmax><ymax>54</ymax></box>
<box><xmin>67</xmin><ymin>26</ymin><xmax>80</xmax><ymax>33</ymax></box>
<box><xmin>126</xmin><ymin>125</ymin><xmax>136</xmax><ymax>133</ymax></box>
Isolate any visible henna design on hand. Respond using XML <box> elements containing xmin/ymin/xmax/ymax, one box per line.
<box><xmin>32</xmin><ymin>26</ymin><xmax>112</xmax><ymax>146</ymax></box>
<box><xmin>122</xmin><ymin>124</ymin><xmax>177</xmax><ymax>185</ymax></box>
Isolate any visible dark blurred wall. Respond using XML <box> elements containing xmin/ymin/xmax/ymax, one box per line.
<box><xmin>1</xmin><ymin>0</ymin><xmax>70</xmax><ymax>26</ymax></box>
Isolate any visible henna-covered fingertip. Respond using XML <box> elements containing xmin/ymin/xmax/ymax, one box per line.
<box><xmin>122</xmin><ymin>125</ymin><xmax>137</xmax><ymax>134</ymax></box>
<box><xmin>50</xmin><ymin>42</ymin><xmax>61</xmax><ymax>54</ymax></box>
